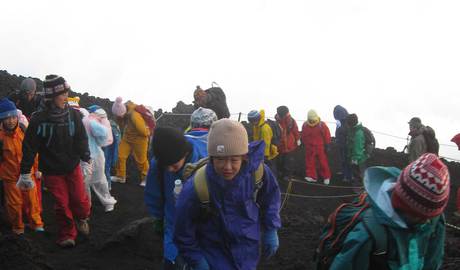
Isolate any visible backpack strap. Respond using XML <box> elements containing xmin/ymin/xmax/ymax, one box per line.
<box><xmin>193</xmin><ymin>165</ymin><xmax>210</xmax><ymax>204</ymax></box>
<box><xmin>361</xmin><ymin>209</ymin><xmax>389</xmax><ymax>267</ymax></box>
<box><xmin>183</xmin><ymin>157</ymin><xmax>209</xmax><ymax>180</ymax></box>
<box><xmin>254</xmin><ymin>163</ymin><xmax>264</xmax><ymax>184</ymax></box>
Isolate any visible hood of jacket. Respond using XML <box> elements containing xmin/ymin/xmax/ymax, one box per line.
<box><xmin>126</xmin><ymin>101</ymin><xmax>137</xmax><ymax>112</ymax></box>
<box><xmin>333</xmin><ymin>105</ymin><xmax>349</xmax><ymax>121</ymax></box>
<box><xmin>364</xmin><ymin>166</ymin><xmax>411</xmax><ymax>229</ymax></box>
<box><xmin>256</xmin><ymin>109</ymin><xmax>266</xmax><ymax>127</ymax></box>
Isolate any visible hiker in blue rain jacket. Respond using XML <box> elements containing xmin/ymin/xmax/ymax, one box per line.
<box><xmin>330</xmin><ymin>153</ymin><xmax>448</xmax><ymax>270</ymax></box>
<box><xmin>184</xmin><ymin>107</ymin><xmax>218</xmax><ymax>154</ymax></box>
<box><xmin>333</xmin><ymin>105</ymin><xmax>351</xmax><ymax>182</ymax></box>
<box><xmin>144</xmin><ymin>127</ymin><xmax>208</xmax><ymax>269</ymax></box>
<box><xmin>174</xmin><ymin>119</ymin><xmax>281</xmax><ymax>270</ymax></box>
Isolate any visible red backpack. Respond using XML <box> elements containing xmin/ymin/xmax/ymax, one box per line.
<box><xmin>134</xmin><ymin>105</ymin><xmax>155</xmax><ymax>135</ymax></box>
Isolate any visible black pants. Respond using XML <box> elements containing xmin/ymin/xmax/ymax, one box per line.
<box><xmin>276</xmin><ymin>151</ymin><xmax>297</xmax><ymax>179</ymax></box>
<box><xmin>351</xmin><ymin>162</ymin><xmax>367</xmax><ymax>186</ymax></box>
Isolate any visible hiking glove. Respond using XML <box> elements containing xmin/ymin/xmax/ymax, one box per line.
<box><xmin>262</xmin><ymin>229</ymin><xmax>279</xmax><ymax>259</ymax></box>
<box><xmin>351</xmin><ymin>160</ymin><xmax>358</xmax><ymax>165</ymax></box>
<box><xmin>81</xmin><ymin>160</ymin><xmax>93</xmax><ymax>176</ymax></box>
<box><xmin>193</xmin><ymin>257</ymin><xmax>210</xmax><ymax>270</ymax></box>
<box><xmin>17</xmin><ymin>174</ymin><xmax>35</xmax><ymax>190</ymax></box>
<box><xmin>153</xmin><ymin>219</ymin><xmax>164</xmax><ymax>235</ymax></box>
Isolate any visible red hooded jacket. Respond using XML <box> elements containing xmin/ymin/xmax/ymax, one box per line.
<box><xmin>276</xmin><ymin>113</ymin><xmax>300</xmax><ymax>154</ymax></box>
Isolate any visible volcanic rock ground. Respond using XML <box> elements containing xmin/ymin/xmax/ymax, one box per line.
<box><xmin>0</xmin><ymin>70</ymin><xmax>460</xmax><ymax>269</ymax></box>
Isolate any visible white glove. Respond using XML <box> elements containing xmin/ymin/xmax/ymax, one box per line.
<box><xmin>35</xmin><ymin>171</ymin><xmax>42</xmax><ymax>179</ymax></box>
<box><xmin>17</xmin><ymin>174</ymin><xmax>35</xmax><ymax>190</ymax></box>
<box><xmin>81</xmin><ymin>161</ymin><xmax>93</xmax><ymax>176</ymax></box>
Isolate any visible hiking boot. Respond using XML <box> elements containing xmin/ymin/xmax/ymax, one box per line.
<box><xmin>76</xmin><ymin>219</ymin><xmax>90</xmax><ymax>236</ymax></box>
<box><xmin>13</xmin><ymin>229</ymin><xmax>24</xmax><ymax>235</ymax></box>
<box><xmin>58</xmin><ymin>238</ymin><xmax>75</xmax><ymax>248</ymax></box>
<box><xmin>304</xmin><ymin>177</ymin><xmax>317</xmax><ymax>183</ymax></box>
<box><xmin>323</xmin><ymin>179</ymin><xmax>330</xmax><ymax>185</ymax></box>
<box><xmin>111</xmin><ymin>176</ymin><xmax>126</xmax><ymax>183</ymax></box>
<box><xmin>104</xmin><ymin>198</ymin><xmax>117</xmax><ymax>213</ymax></box>
<box><xmin>454</xmin><ymin>211</ymin><xmax>460</xmax><ymax>218</ymax></box>
<box><xmin>105</xmin><ymin>205</ymin><xmax>115</xmax><ymax>212</ymax></box>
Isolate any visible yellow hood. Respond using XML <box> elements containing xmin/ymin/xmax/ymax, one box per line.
<box><xmin>307</xmin><ymin>109</ymin><xmax>320</xmax><ymax>126</ymax></box>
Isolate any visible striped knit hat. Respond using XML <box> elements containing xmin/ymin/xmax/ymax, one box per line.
<box><xmin>391</xmin><ymin>153</ymin><xmax>450</xmax><ymax>219</ymax></box>
<box><xmin>43</xmin><ymin>74</ymin><xmax>70</xmax><ymax>100</ymax></box>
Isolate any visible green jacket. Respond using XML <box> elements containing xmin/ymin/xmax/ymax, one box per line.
<box><xmin>330</xmin><ymin>166</ymin><xmax>445</xmax><ymax>270</ymax></box>
<box><xmin>347</xmin><ymin>123</ymin><xmax>367</xmax><ymax>164</ymax></box>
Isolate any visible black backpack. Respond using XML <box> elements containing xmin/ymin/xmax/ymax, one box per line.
<box><xmin>265</xmin><ymin>119</ymin><xmax>282</xmax><ymax>147</ymax></box>
<box><xmin>422</xmin><ymin>126</ymin><xmax>439</xmax><ymax>155</ymax></box>
<box><xmin>362</xmin><ymin>126</ymin><xmax>376</xmax><ymax>156</ymax></box>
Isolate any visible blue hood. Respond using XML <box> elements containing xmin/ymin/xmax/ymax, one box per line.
<box><xmin>333</xmin><ymin>105</ymin><xmax>349</xmax><ymax>121</ymax></box>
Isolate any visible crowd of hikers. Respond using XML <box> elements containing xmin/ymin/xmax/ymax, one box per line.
<box><xmin>0</xmin><ymin>75</ymin><xmax>457</xmax><ymax>269</ymax></box>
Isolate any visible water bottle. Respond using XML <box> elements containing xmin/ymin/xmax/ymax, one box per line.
<box><xmin>174</xmin><ymin>179</ymin><xmax>183</xmax><ymax>200</ymax></box>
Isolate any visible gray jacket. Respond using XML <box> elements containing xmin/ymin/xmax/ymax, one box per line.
<box><xmin>408</xmin><ymin>128</ymin><xmax>427</xmax><ymax>162</ymax></box>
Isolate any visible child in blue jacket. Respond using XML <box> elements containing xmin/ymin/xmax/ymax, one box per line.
<box><xmin>174</xmin><ymin>119</ymin><xmax>281</xmax><ymax>270</ymax></box>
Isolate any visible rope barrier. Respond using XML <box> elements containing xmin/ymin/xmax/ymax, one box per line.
<box><xmin>284</xmin><ymin>178</ymin><xmax>364</xmax><ymax>189</ymax></box>
<box><xmin>280</xmin><ymin>180</ymin><xmax>293</xmax><ymax>212</ymax></box>
<box><xmin>281</xmin><ymin>192</ymin><xmax>359</xmax><ymax>199</ymax></box>
<box><xmin>446</xmin><ymin>222</ymin><xmax>460</xmax><ymax>231</ymax></box>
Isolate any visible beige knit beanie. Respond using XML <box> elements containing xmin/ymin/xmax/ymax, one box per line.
<box><xmin>208</xmin><ymin>119</ymin><xmax>249</xmax><ymax>157</ymax></box>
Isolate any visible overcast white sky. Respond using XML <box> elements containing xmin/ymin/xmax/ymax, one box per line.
<box><xmin>1</xmin><ymin>0</ymin><xmax>460</xmax><ymax>160</ymax></box>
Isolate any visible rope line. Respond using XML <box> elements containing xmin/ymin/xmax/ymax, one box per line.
<box><xmin>281</xmin><ymin>192</ymin><xmax>359</xmax><ymax>199</ymax></box>
<box><xmin>284</xmin><ymin>178</ymin><xmax>364</xmax><ymax>189</ymax></box>
<box><xmin>446</xmin><ymin>222</ymin><xmax>460</xmax><ymax>231</ymax></box>
<box><xmin>280</xmin><ymin>180</ymin><xmax>293</xmax><ymax>212</ymax></box>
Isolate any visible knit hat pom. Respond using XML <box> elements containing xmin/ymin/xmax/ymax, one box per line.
<box><xmin>392</xmin><ymin>153</ymin><xmax>450</xmax><ymax>220</ymax></box>
<box><xmin>112</xmin><ymin>97</ymin><xmax>127</xmax><ymax>117</ymax></box>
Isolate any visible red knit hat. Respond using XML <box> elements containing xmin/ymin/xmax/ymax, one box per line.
<box><xmin>391</xmin><ymin>153</ymin><xmax>450</xmax><ymax>219</ymax></box>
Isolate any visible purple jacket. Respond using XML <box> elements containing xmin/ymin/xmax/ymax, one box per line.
<box><xmin>174</xmin><ymin>141</ymin><xmax>281</xmax><ymax>270</ymax></box>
